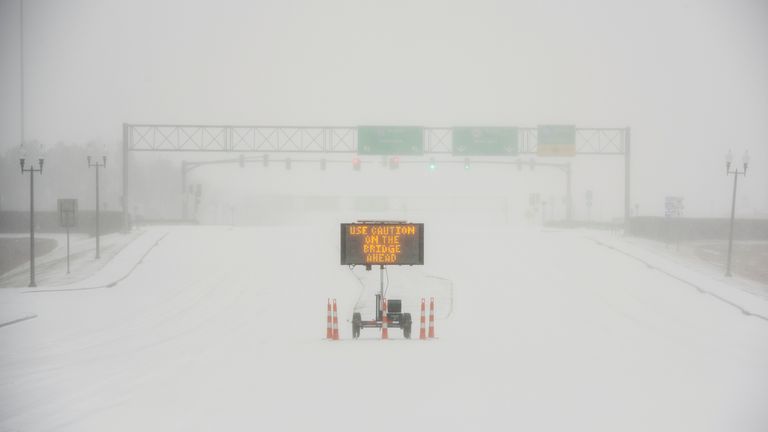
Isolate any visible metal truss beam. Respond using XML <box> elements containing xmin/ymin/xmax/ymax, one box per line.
<box><xmin>125</xmin><ymin>124</ymin><xmax>627</xmax><ymax>155</ymax></box>
<box><xmin>121</xmin><ymin>124</ymin><xmax>631</xmax><ymax>228</ymax></box>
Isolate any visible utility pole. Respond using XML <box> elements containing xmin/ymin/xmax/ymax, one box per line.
<box><xmin>565</xmin><ymin>164</ymin><xmax>572</xmax><ymax>222</ymax></box>
<box><xmin>19</xmin><ymin>0</ymin><xmax>24</xmax><ymax>151</ymax></box>
<box><xmin>20</xmin><ymin>157</ymin><xmax>43</xmax><ymax>287</ymax></box>
<box><xmin>122</xmin><ymin>123</ymin><xmax>130</xmax><ymax>232</ymax></box>
<box><xmin>724</xmin><ymin>150</ymin><xmax>749</xmax><ymax>277</ymax></box>
<box><xmin>88</xmin><ymin>155</ymin><xmax>107</xmax><ymax>259</ymax></box>
<box><xmin>181</xmin><ymin>160</ymin><xmax>188</xmax><ymax>220</ymax></box>
<box><xmin>624</xmin><ymin>127</ymin><xmax>631</xmax><ymax>224</ymax></box>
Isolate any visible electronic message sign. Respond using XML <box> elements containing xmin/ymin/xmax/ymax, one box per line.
<box><xmin>340</xmin><ymin>222</ymin><xmax>424</xmax><ymax>266</ymax></box>
<box><xmin>452</xmin><ymin>127</ymin><xmax>518</xmax><ymax>156</ymax></box>
<box><xmin>357</xmin><ymin>126</ymin><xmax>424</xmax><ymax>155</ymax></box>
<box><xmin>537</xmin><ymin>125</ymin><xmax>576</xmax><ymax>156</ymax></box>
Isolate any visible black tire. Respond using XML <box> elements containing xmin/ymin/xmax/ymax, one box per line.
<box><xmin>402</xmin><ymin>313</ymin><xmax>412</xmax><ymax>339</ymax></box>
<box><xmin>352</xmin><ymin>312</ymin><xmax>361</xmax><ymax>339</ymax></box>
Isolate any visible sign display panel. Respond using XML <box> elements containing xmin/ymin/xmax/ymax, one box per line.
<box><xmin>340</xmin><ymin>223</ymin><xmax>424</xmax><ymax>266</ymax></box>
<box><xmin>452</xmin><ymin>127</ymin><xmax>518</xmax><ymax>156</ymax></box>
<box><xmin>357</xmin><ymin>126</ymin><xmax>423</xmax><ymax>155</ymax></box>
<box><xmin>57</xmin><ymin>198</ymin><xmax>78</xmax><ymax>228</ymax></box>
<box><xmin>665</xmin><ymin>196</ymin><xmax>684</xmax><ymax>217</ymax></box>
<box><xmin>537</xmin><ymin>125</ymin><xmax>576</xmax><ymax>156</ymax></box>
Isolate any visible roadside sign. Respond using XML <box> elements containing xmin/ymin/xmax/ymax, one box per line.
<box><xmin>452</xmin><ymin>127</ymin><xmax>518</xmax><ymax>156</ymax></box>
<box><xmin>340</xmin><ymin>222</ymin><xmax>424</xmax><ymax>266</ymax></box>
<box><xmin>537</xmin><ymin>125</ymin><xmax>576</xmax><ymax>156</ymax></box>
<box><xmin>357</xmin><ymin>126</ymin><xmax>423</xmax><ymax>155</ymax></box>
<box><xmin>665</xmin><ymin>196</ymin><xmax>684</xmax><ymax>217</ymax></box>
<box><xmin>57</xmin><ymin>198</ymin><xmax>78</xmax><ymax>228</ymax></box>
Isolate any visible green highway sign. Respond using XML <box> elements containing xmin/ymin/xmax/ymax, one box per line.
<box><xmin>537</xmin><ymin>125</ymin><xmax>576</xmax><ymax>156</ymax></box>
<box><xmin>452</xmin><ymin>127</ymin><xmax>518</xmax><ymax>156</ymax></box>
<box><xmin>357</xmin><ymin>126</ymin><xmax>424</xmax><ymax>155</ymax></box>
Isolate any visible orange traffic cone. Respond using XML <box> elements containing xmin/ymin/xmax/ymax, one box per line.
<box><xmin>326</xmin><ymin>299</ymin><xmax>333</xmax><ymax>339</ymax></box>
<box><xmin>332</xmin><ymin>299</ymin><xmax>340</xmax><ymax>340</ymax></box>
<box><xmin>419</xmin><ymin>298</ymin><xmax>426</xmax><ymax>340</ymax></box>
<box><xmin>381</xmin><ymin>297</ymin><xmax>389</xmax><ymax>340</ymax></box>
<box><xmin>428</xmin><ymin>297</ymin><xmax>435</xmax><ymax>338</ymax></box>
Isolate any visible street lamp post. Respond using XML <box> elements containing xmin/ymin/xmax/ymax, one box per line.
<box><xmin>88</xmin><ymin>155</ymin><xmax>106</xmax><ymax>259</ymax></box>
<box><xmin>724</xmin><ymin>150</ymin><xmax>749</xmax><ymax>277</ymax></box>
<box><xmin>20</xmin><ymin>157</ymin><xmax>43</xmax><ymax>287</ymax></box>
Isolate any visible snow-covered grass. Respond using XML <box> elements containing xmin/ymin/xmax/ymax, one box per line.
<box><xmin>0</xmin><ymin>230</ymin><xmax>147</xmax><ymax>288</ymax></box>
<box><xmin>1</xmin><ymin>225</ymin><xmax>766</xmax><ymax>431</ymax></box>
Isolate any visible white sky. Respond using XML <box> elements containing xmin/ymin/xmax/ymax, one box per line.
<box><xmin>0</xmin><ymin>0</ymin><xmax>766</xmax><ymax>216</ymax></box>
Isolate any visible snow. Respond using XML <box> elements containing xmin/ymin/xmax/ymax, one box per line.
<box><xmin>0</xmin><ymin>230</ymin><xmax>147</xmax><ymax>289</ymax></box>
<box><xmin>1</xmin><ymin>224</ymin><xmax>767</xmax><ymax>431</ymax></box>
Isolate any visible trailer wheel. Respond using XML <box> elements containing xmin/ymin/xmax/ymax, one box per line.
<box><xmin>352</xmin><ymin>313</ymin><xmax>361</xmax><ymax>339</ymax></box>
<box><xmin>402</xmin><ymin>313</ymin><xmax>412</xmax><ymax>339</ymax></box>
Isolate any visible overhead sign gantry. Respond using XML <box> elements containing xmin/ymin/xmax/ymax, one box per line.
<box><xmin>122</xmin><ymin>123</ymin><xmax>631</xmax><ymax>226</ymax></box>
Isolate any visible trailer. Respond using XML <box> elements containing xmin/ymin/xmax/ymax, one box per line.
<box><xmin>352</xmin><ymin>294</ymin><xmax>412</xmax><ymax>339</ymax></box>
<box><xmin>340</xmin><ymin>221</ymin><xmax>424</xmax><ymax>340</ymax></box>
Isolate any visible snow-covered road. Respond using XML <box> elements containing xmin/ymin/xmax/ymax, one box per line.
<box><xmin>1</xmin><ymin>225</ymin><xmax>767</xmax><ymax>431</ymax></box>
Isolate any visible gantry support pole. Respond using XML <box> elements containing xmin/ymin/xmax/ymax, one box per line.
<box><xmin>624</xmin><ymin>127</ymin><xmax>631</xmax><ymax>225</ymax></box>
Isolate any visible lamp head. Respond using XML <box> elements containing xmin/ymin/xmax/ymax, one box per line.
<box><xmin>20</xmin><ymin>158</ymin><xmax>25</xmax><ymax>172</ymax></box>
<box><xmin>743</xmin><ymin>150</ymin><xmax>749</xmax><ymax>174</ymax></box>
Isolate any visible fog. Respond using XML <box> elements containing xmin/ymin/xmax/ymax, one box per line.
<box><xmin>1</xmin><ymin>1</ymin><xmax>768</xmax><ymax>431</ymax></box>
<box><xmin>0</xmin><ymin>0</ymin><xmax>767</xmax><ymax>219</ymax></box>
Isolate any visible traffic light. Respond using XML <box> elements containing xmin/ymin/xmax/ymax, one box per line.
<box><xmin>263</xmin><ymin>154</ymin><xmax>269</xmax><ymax>167</ymax></box>
<box><xmin>320</xmin><ymin>159</ymin><xmax>327</xmax><ymax>171</ymax></box>
<box><xmin>428</xmin><ymin>158</ymin><xmax>436</xmax><ymax>171</ymax></box>
<box><xmin>389</xmin><ymin>156</ymin><xmax>400</xmax><ymax>170</ymax></box>
<box><xmin>463</xmin><ymin>158</ymin><xmax>470</xmax><ymax>170</ymax></box>
<box><xmin>352</xmin><ymin>157</ymin><xmax>361</xmax><ymax>171</ymax></box>
<box><xmin>239</xmin><ymin>154</ymin><xmax>245</xmax><ymax>168</ymax></box>
<box><xmin>285</xmin><ymin>158</ymin><xmax>292</xmax><ymax>170</ymax></box>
